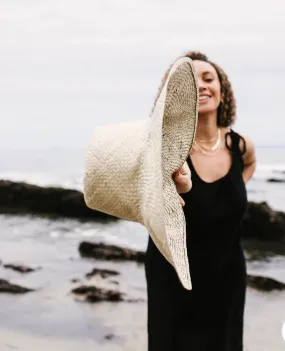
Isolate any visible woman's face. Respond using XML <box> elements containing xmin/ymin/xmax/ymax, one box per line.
<box><xmin>193</xmin><ymin>60</ymin><xmax>221</xmax><ymax>116</ymax></box>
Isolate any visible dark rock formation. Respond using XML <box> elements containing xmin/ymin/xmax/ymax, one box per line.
<box><xmin>110</xmin><ymin>280</ymin><xmax>119</xmax><ymax>285</ymax></box>
<box><xmin>71</xmin><ymin>285</ymin><xmax>125</xmax><ymax>303</ymax></box>
<box><xmin>0</xmin><ymin>180</ymin><xmax>117</xmax><ymax>221</ymax></box>
<box><xmin>242</xmin><ymin>202</ymin><xmax>285</xmax><ymax>242</ymax></box>
<box><xmin>0</xmin><ymin>279</ymin><xmax>34</xmax><ymax>294</ymax></box>
<box><xmin>3</xmin><ymin>263</ymin><xmax>39</xmax><ymax>274</ymax></box>
<box><xmin>247</xmin><ymin>274</ymin><xmax>285</xmax><ymax>291</ymax></box>
<box><xmin>79</xmin><ymin>242</ymin><xmax>145</xmax><ymax>263</ymax></box>
<box><xmin>86</xmin><ymin>268</ymin><xmax>119</xmax><ymax>279</ymax></box>
<box><xmin>267</xmin><ymin>178</ymin><xmax>285</xmax><ymax>183</ymax></box>
<box><xmin>71</xmin><ymin>284</ymin><xmax>143</xmax><ymax>303</ymax></box>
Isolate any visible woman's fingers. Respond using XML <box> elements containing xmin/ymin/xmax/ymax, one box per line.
<box><xmin>179</xmin><ymin>195</ymin><xmax>185</xmax><ymax>207</ymax></box>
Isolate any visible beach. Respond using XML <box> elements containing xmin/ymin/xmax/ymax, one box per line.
<box><xmin>0</xmin><ymin>207</ymin><xmax>285</xmax><ymax>351</ymax></box>
<box><xmin>0</xmin><ymin>290</ymin><xmax>284</xmax><ymax>351</ymax></box>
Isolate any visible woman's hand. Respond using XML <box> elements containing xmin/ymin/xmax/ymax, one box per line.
<box><xmin>173</xmin><ymin>162</ymin><xmax>192</xmax><ymax>193</ymax></box>
<box><xmin>173</xmin><ymin>162</ymin><xmax>192</xmax><ymax>206</ymax></box>
<box><xmin>178</xmin><ymin>194</ymin><xmax>185</xmax><ymax>207</ymax></box>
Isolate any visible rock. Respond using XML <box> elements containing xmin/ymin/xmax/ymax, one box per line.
<box><xmin>0</xmin><ymin>279</ymin><xmax>34</xmax><ymax>294</ymax></box>
<box><xmin>247</xmin><ymin>274</ymin><xmax>285</xmax><ymax>291</ymax></box>
<box><xmin>242</xmin><ymin>202</ymin><xmax>285</xmax><ymax>242</ymax></box>
<box><xmin>110</xmin><ymin>280</ymin><xmax>119</xmax><ymax>285</ymax></box>
<box><xmin>125</xmin><ymin>298</ymin><xmax>146</xmax><ymax>303</ymax></box>
<box><xmin>86</xmin><ymin>268</ymin><xmax>119</xmax><ymax>279</ymax></box>
<box><xmin>243</xmin><ymin>240</ymin><xmax>285</xmax><ymax>258</ymax></box>
<box><xmin>79</xmin><ymin>242</ymin><xmax>145</xmax><ymax>263</ymax></box>
<box><xmin>104</xmin><ymin>334</ymin><xmax>115</xmax><ymax>341</ymax></box>
<box><xmin>71</xmin><ymin>278</ymin><xmax>81</xmax><ymax>283</ymax></box>
<box><xmin>71</xmin><ymin>285</ymin><xmax>125</xmax><ymax>303</ymax></box>
<box><xmin>267</xmin><ymin>178</ymin><xmax>285</xmax><ymax>183</ymax></box>
<box><xmin>3</xmin><ymin>264</ymin><xmax>39</xmax><ymax>273</ymax></box>
<box><xmin>0</xmin><ymin>180</ymin><xmax>117</xmax><ymax>221</ymax></box>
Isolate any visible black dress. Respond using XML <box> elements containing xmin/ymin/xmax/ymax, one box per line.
<box><xmin>145</xmin><ymin>130</ymin><xmax>248</xmax><ymax>351</ymax></box>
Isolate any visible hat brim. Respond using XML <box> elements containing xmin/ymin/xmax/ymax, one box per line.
<box><xmin>83</xmin><ymin>57</ymin><xmax>198</xmax><ymax>290</ymax></box>
<box><xmin>143</xmin><ymin>57</ymin><xmax>198</xmax><ymax>290</ymax></box>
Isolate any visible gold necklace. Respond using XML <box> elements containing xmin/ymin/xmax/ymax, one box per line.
<box><xmin>195</xmin><ymin>128</ymin><xmax>221</xmax><ymax>152</ymax></box>
<box><xmin>194</xmin><ymin>143</ymin><xmax>221</xmax><ymax>157</ymax></box>
<box><xmin>196</xmin><ymin>129</ymin><xmax>219</xmax><ymax>144</ymax></box>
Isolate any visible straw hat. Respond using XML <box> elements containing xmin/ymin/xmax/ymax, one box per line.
<box><xmin>83</xmin><ymin>56</ymin><xmax>198</xmax><ymax>290</ymax></box>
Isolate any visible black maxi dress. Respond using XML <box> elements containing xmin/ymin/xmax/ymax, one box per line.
<box><xmin>145</xmin><ymin>130</ymin><xmax>248</xmax><ymax>351</ymax></box>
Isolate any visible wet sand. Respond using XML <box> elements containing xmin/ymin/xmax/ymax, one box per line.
<box><xmin>0</xmin><ymin>259</ymin><xmax>284</xmax><ymax>351</ymax></box>
<box><xmin>0</xmin><ymin>215</ymin><xmax>284</xmax><ymax>350</ymax></box>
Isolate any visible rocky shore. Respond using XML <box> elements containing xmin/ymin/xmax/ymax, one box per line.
<box><xmin>0</xmin><ymin>179</ymin><xmax>285</xmax><ymax>243</ymax></box>
<box><xmin>0</xmin><ymin>191</ymin><xmax>284</xmax><ymax>351</ymax></box>
<box><xmin>0</xmin><ymin>180</ymin><xmax>116</xmax><ymax>222</ymax></box>
<box><xmin>1</xmin><ymin>240</ymin><xmax>284</xmax><ymax>299</ymax></box>
<box><xmin>0</xmin><ymin>179</ymin><xmax>285</xmax><ymax>299</ymax></box>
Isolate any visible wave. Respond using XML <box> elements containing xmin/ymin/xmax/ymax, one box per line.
<box><xmin>256</xmin><ymin>164</ymin><xmax>285</xmax><ymax>173</ymax></box>
<box><xmin>1</xmin><ymin>162</ymin><xmax>285</xmax><ymax>188</ymax></box>
<box><xmin>0</xmin><ymin>171</ymin><xmax>84</xmax><ymax>191</ymax></box>
<box><xmin>253</xmin><ymin>164</ymin><xmax>285</xmax><ymax>182</ymax></box>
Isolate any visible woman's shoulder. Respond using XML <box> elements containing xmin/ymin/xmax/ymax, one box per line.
<box><xmin>238</xmin><ymin>133</ymin><xmax>256</xmax><ymax>167</ymax></box>
<box><xmin>227</xmin><ymin>128</ymin><xmax>256</xmax><ymax>164</ymax></box>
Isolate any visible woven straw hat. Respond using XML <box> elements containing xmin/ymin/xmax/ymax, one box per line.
<box><xmin>83</xmin><ymin>56</ymin><xmax>198</xmax><ymax>290</ymax></box>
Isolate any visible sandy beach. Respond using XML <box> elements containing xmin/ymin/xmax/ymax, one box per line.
<box><xmin>0</xmin><ymin>214</ymin><xmax>284</xmax><ymax>351</ymax></box>
<box><xmin>0</xmin><ymin>272</ymin><xmax>284</xmax><ymax>351</ymax></box>
<box><xmin>0</xmin><ymin>287</ymin><xmax>285</xmax><ymax>351</ymax></box>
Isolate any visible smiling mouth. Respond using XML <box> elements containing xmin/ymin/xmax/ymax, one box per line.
<box><xmin>199</xmin><ymin>95</ymin><xmax>211</xmax><ymax>101</ymax></box>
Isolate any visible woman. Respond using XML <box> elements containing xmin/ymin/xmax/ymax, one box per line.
<box><xmin>145</xmin><ymin>51</ymin><xmax>256</xmax><ymax>351</ymax></box>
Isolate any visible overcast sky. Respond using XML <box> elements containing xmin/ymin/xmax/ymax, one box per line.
<box><xmin>0</xmin><ymin>0</ymin><xmax>285</xmax><ymax>149</ymax></box>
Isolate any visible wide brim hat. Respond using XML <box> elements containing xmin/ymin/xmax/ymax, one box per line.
<box><xmin>83</xmin><ymin>56</ymin><xmax>198</xmax><ymax>290</ymax></box>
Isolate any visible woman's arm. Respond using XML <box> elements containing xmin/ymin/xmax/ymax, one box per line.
<box><xmin>241</xmin><ymin>135</ymin><xmax>256</xmax><ymax>184</ymax></box>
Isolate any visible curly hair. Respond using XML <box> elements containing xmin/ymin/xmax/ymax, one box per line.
<box><xmin>152</xmin><ymin>51</ymin><xmax>236</xmax><ymax>127</ymax></box>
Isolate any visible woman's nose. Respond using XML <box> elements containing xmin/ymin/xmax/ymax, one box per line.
<box><xmin>198</xmin><ymin>78</ymin><xmax>206</xmax><ymax>91</ymax></box>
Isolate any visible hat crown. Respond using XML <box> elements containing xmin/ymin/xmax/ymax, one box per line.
<box><xmin>84</xmin><ymin>120</ymin><xmax>150</xmax><ymax>223</ymax></box>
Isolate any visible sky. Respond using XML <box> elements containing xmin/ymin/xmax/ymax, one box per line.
<box><xmin>0</xmin><ymin>0</ymin><xmax>285</xmax><ymax>149</ymax></box>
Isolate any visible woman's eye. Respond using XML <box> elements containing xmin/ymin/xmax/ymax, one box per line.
<box><xmin>205</xmin><ymin>78</ymin><xmax>213</xmax><ymax>83</ymax></box>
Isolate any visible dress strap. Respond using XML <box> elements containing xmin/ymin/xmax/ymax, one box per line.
<box><xmin>225</xmin><ymin>129</ymin><xmax>246</xmax><ymax>171</ymax></box>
